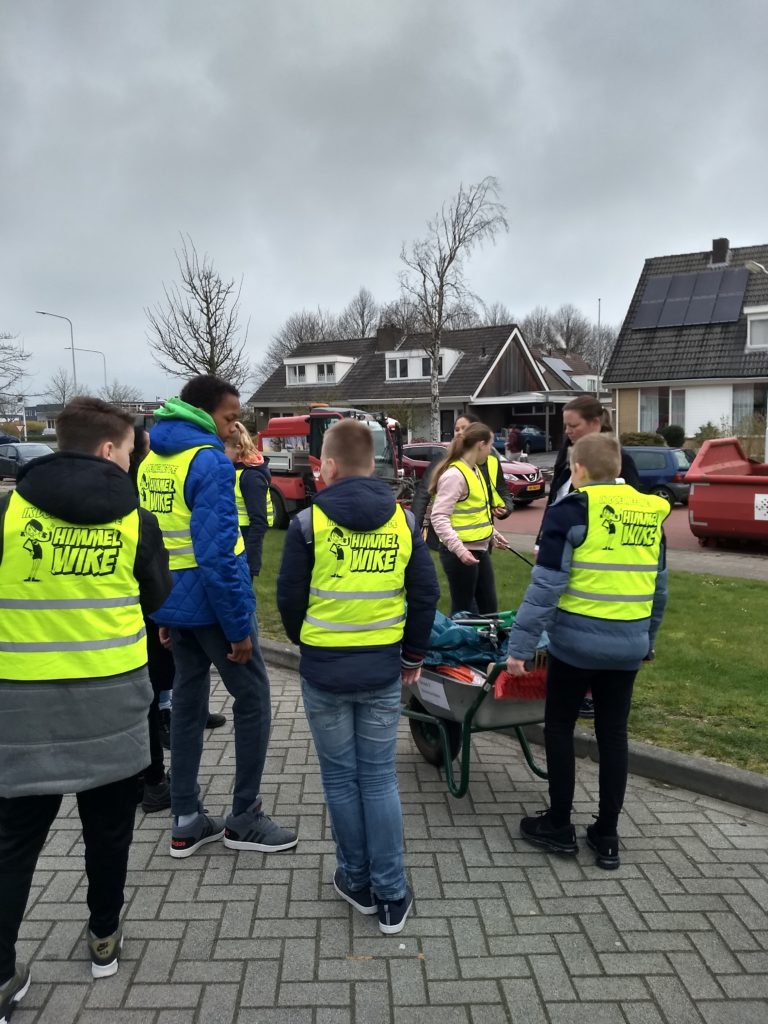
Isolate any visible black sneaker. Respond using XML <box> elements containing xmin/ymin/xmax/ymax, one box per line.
<box><xmin>0</xmin><ymin>963</ymin><xmax>30</xmax><ymax>1022</ymax></box>
<box><xmin>333</xmin><ymin>869</ymin><xmax>377</xmax><ymax>916</ymax></box>
<box><xmin>378</xmin><ymin>885</ymin><xmax>414</xmax><ymax>935</ymax></box>
<box><xmin>206</xmin><ymin>712</ymin><xmax>226</xmax><ymax>730</ymax></box>
<box><xmin>586</xmin><ymin>824</ymin><xmax>620</xmax><ymax>870</ymax></box>
<box><xmin>170</xmin><ymin>812</ymin><xmax>226</xmax><ymax>858</ymax></box>
<box><xmin>223</xmin><ymin>808</ymin><xmax>298</xmax><ymax>852</ymax></box>
<box><xmin>88</xmin><ymin>926</ymin><xmax>123</xmax><ymax>979</ymax></box>
<box><xmin>578</xmin><ymin>696</ymin><xmax>595</xmax><ymax>719</ymax></box>
<box><xmin>141</xmin><ymin>772</ymin><xmax>171</xmax><ymax>814</ymax></box>
<box><xmin>159</xmin><ymin>708</ymin><xmax>171</xmax><ymax>750</ymax></box>
<box><xmin>520</xmin><ymin>810</ymin><xmax>578</xmax><ymax>855</ymax></box>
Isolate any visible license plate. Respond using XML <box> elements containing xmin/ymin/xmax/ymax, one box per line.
<box><xmin>526</xmin><ymin>483</ymin><xmax>542</xmax><ymax>492</ymax></box>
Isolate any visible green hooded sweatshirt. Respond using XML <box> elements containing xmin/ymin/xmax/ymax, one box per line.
<box><xmin>153</xmin><ymin>396</ymin><xmax>218</xmax><ymax>435</ymax></box>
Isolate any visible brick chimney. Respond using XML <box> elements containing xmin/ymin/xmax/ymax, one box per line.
<box><xmin>375</xmin><ymin>325</ymin><xmax>403</xmax><ymax>352</ymax></box>
<box><xmin>711</xmin><ymin>237</ymin><xmax>730</xmax><ymax>265</ymax></box>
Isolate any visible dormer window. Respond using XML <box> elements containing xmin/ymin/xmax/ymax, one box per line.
<box><xmin>287</xmin><ymin>365</ymin><xmax>306</xmax><ymax>384</ymax></box>
<box><xmin>387</xmin><ymin>358</ymin><xmax>409</xmax><ymax>379</ymax></box>
<box><xmin>317</xmin><ymin>363</ymin><xmax>335</xmax><ymax>382</ymax></box>
<box><xmin>745</xmin><ymin>306</ymin><xmax>768</xmax><ymax>350</ymax></box>
<box><xmin>421</xmin><ymin>357</ymin><xmax>443</xmax><ymax>377</ymax></box>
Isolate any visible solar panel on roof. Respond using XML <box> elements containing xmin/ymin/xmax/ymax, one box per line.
<box><xmin>632</xmin><ymin>267</ymin><xmax>748</xmax><ymax>329</ymax></box>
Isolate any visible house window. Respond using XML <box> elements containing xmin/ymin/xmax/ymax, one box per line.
<box><xmin>732</xmin><ymin>384</ymin><xmax>768</xmax><ymax>431</ymax></box>
<box><xmin>421</xmin><ymin>357</ymin><xmax>443</xmax><ymax>377</ymax></box>
<box><xmin>388</xmin><ymin>358</ymin><xmax>410</xmax><ymax>379</ymax></box>
<box><xmin>287</xmin><ymin>365</ymin><xmax>306</xmax><ymax>384</ymax></box>
<box><xmin>639</xmin><ymin>387</ymin><xmax>669</xmax><ymax>432</ymax></box>
<box><xmin>316</xmin><ymin>363</ymin><xmax>335</xmax><ymax>382</ymax></box>
<box><xmin>670</xmin><ymin>389</ymin><xmax>685</xmax><ymax>428</ymax></box>
<box><xmin>745</xmin><ymin>306</ymin><xmax>768</xmax><ymax>350</ymax></box>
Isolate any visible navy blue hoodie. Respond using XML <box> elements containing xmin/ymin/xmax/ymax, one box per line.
<box><xmin>277</xmin><ymin>476</ymin><xmax>440</xmax><ymax>692</ymax></box>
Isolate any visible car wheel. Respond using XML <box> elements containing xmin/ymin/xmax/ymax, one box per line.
<box><xmin>651</xmin><ymin>485</ymin><xmax>675</xmax><ymax>504</ymax></box>
<box><xmin>269</xmin><ymin>487</ymin><xmax>289</xmax><ymax>529</ymax></box>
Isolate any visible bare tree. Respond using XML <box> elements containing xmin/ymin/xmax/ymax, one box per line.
<box><xmin>100</xmin><ymin>380</ymin><xmax>142</xmax><ymax>405</ymax></box>
<box><xmin>549</xmin><ymin>303</ymin><xmax>592</xmax><ymax>355</ymax></box>
<box><xmin>399</xmin><ymin>176</ymin><xmax>508</xmax><ymax>438</ymax></box>
<box><xmin>254</xmin><ymin>307</ymin><xmax>338</xmax><ymax>385</ymax></box>
<box><xmin>582</xmin><ymin>322</ymin><xmax>618</xmax><ymax>383</ymax></box>
<box><xmin>481</xmin><ymin>301</ymin><xmax>515</xmax><ymax>327</ymax></box>
<box><xmin>145</xmin><ymin>235</ymin><xmax>251</xmax><ymax>390</ymax></box>
<box><xmin>0</xmin><ymin>333</ymin><xmax>30</xmax><ymax>406</ymax></box>
<box><xmin>45</xmin><ymin>367</ymin><xmax>79</xmax><ymax>405</ymax></box>
<box><xmin>521</xmin><ymin>305</ymin><xmax>556</xmax><ymax>350</ymax></box>
<box><xmin>378</xmin><ymin>295</ymin><xmax>425</xmax><ymax>337</ymax></box>
<box><xmin>336</xmin><ymin>287</ymin><xmax>380</xmax><ymax>339</ymax></box>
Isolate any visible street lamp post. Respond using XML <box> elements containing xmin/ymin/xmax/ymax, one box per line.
<box><xmin>744</xmin><ymin>261</ymin><xmax>768</xmax><ymax>463</ymax></box>
<box><xmin>36</xmin><ymin>310</ymin><xmax>77</xmax><ymax>392</ymax></box>
<box><xmin>72</xmin><ymin>347</ymin><xmax>107</xmax><ymax>389</ymax></box>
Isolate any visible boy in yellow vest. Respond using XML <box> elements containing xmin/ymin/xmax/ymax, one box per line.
<box><xmin>0</xmin><ymin>397</ymin><xmax>171</xmax><ymax>1016</ymax></box>
<box><xmin>277</xmin><ymin>419</ymin><xmax>439</xmax><ymax>935</ymax></box>
<box><xmin>506</xmin><ymin>433</ymin><xmax>669</xmax><ymax>870</ymax></box>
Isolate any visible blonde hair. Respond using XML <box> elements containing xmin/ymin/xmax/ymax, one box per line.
<box><xmin>429</xmin><ymin>421</ymin><xmax>493</xmax><ymax>494</ymax></box>
<box><xmin>570</xmin><ymin>432</ymin><xmax>621</xmax><ymax>482</ymax></box>
<box><xmin>321</xmin><ymin>419</ymin><xmax>374</xmax><ymax>476</ymax></box>
<box><xmin>225</xmin><ymin>421</ymin><xmax>257</xmax><ymax>458</ymax></box>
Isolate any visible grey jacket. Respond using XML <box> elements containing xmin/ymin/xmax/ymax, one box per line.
<box><xmin>0</xmin><ymin>452</ymin><xmax>171</xmax><ymax>796</ymax></box>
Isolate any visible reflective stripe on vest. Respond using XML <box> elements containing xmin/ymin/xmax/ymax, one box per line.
<box><xmin>557</xmin><ymin>483</ymin><xmax>670</xmax><ymax>621</ymax></box>
<box><xmin>300</xmin><ymin>503</ymin><xmax>413</xmax><ymax>648</ymax></box>
<box><xmin>138</xmin><ymin>446</ymin><xmax>244</xmax><ymax>569</ymax></box>
<box><xmin>449</xmin><ymin>460</ymin><xmax>493</xmax><ymax>541</ymax></box>
<box><xmin>234</xmin><ymin>467</ymin><xmax>275</xmax><ymax>529</ymax></box>
<box><xmin>0</xmin><ymin>492</ymin><xmax>146</xmax><ymax>681</ymax></box>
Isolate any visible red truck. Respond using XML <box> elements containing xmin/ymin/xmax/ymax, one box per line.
<box><xmin>258</xmin><ymin>406</ymin><xmax>404</xmax><ymax>528</ymax></box>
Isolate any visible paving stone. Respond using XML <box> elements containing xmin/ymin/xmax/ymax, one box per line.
<box><xmin>698</xmin><ymin>1002</ymin><xmax>768</xmax><ymax>1024</ymax></box>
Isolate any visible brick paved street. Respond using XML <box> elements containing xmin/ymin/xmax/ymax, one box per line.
<box><xmin>11</xmin><ymin>664</ymin><xmax>768</xmax><ymax>1024</ymax></box>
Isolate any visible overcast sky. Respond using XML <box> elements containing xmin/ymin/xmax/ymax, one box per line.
<box><xmin>2</xmin><ymin>0</ymin><xmax>766</xmax><ymax>402</ymax></box>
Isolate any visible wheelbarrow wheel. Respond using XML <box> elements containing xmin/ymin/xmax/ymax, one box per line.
<box><xmin>407</xmin><ymin>697</ymin><xmax>463</xmax><ymax>765</ymax></box>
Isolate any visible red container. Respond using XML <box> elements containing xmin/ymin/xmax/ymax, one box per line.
<box><xmin>686</xmin><ymin>437</ymin><xmax>768</xmax><ymax>542</ymax></box>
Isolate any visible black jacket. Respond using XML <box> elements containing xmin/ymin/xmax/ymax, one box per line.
<box><xmin>1</xmin><ymin>451</ymin><xmax>171</xmax><ymax>617</ymax></box>
<box><xmin>235</xmin><ymin>461</ymin><xmax>272</xmax><ymax>576</ymax></box>
<box><xmin>411</xmin><ymin>450</ymin><xmax>514</xmax><ymax>550</ymax></box>
<box><xmin>547</xmin><ymin>441</ymin><xmax>640</xmax><ymax>508</ymax></box>
<box><xmin>277</xmin><ymin>475</ymin><xmax>440</xmax><ymax>692</ymax></box>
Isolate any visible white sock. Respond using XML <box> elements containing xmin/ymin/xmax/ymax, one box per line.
<box><xmin>177</xmin><ymin>812</ymin><xmax>198</xmax><ymax>827</ymax></box>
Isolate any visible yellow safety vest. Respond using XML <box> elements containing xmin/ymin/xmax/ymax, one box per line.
<box><xmin>558</xmin><ymin>483</ymin><xmax>670</xmax><ymax>621</ymax></box>
<box><xmin>0</xmin><ymin>492</ymin><xmax>146</xmax><ymax>681</ymax></box>
<box><xmin>138</xmin><ymin>446</ymin><xmax>244</xmax><ymax>569</ymax></box>
<box><xmin>234</xmin><ymin>467</ymin><xmax>274</xmax><ymax>529</ymax></box>
<box><xmin>448</xmin><ymin>460</ymin><xmax>493</xmax><ymax>543</ymax></box>
<box><xmin>300</xmin><ymin>504</ymin><xmax>413</xmax><ymax>648</ymax></box>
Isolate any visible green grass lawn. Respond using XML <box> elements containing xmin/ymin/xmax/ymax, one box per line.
<box><xmin>256</xmin><ymin>530</ymin><xmax>768</xmax><ymax>774</ymax></box>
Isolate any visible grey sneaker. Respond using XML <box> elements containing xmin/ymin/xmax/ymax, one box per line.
<box><xmin>170</xmin><ymin>812</ymin><xmax>225</xmax><ymax>858</ymax></box>
<box><xmin>0</xmin><ymin>963</ymin><xmax>31</xmax><ymax>1022</ymax></box>
<box><xmin>378</xmin><ymin>885</ymin><xmax>414</xmax><ymax>935</ymax></box>
<box><xmin>88</xmin><ymin>926</ymin><xmax>123</xmax><ymax>979</ymax></box>
<box><xmin>223</xmin><ymin>809</ymin><xmax>298</xmax><ymax>852</ymax></box>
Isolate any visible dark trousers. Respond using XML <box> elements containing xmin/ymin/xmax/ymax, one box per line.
<box><xmin>544</xmin><ymin>653</ymin><xmax>636</xmax><ymax>833</ymax></box>
<box><xmin>439</xmin><ymin>547</ymin><xmax>498</xmax><ymax>615</ymax></box>
<box><xmin>145</xmin><ymin>619</ymin><xmax>175</xmax><ymax>785</ymax></box>
<box><xmin>0</xmin><ymin>776</ymin><xmax>138</xmax><ymax>982</ymax></box>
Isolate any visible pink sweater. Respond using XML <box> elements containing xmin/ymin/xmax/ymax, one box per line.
<box><xmin>431</xmin><ymin>465</ymin><xmax>491</xmax><ymax>556</ymax></box>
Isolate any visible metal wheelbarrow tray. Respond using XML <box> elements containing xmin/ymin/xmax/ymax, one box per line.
<box><xmin>400</xmin><ymin>661</ymin><xmax>547</xmax><ymax>798</ymax></box>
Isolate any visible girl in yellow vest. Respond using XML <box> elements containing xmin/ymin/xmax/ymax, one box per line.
<box><xmin>224</xmin><ymin>422</ymin><xmax>274</xmax><ymax>578</ymax></box>
<box><xmin>428</xmin><ymin>421</ymin><xmax>509</xmax><ymax>615</ymax></box>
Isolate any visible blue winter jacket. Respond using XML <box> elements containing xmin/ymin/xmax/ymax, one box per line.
<box><xmin>277</xmin><ymin>476</ymin><xmax>440</xmax><ymax>692</ymax></box>
<box><xmin>507</xmin><ymin>484</ymin><xmax>668</xmax><ymax>671</ymax></box>
<box><xmin>148</xmin><ymin>418</ymin><xmax>255</xmax><ymax>640</ymax></box>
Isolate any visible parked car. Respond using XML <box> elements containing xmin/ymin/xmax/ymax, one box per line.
<box><xmin>0</xmin><ymin>433</ymin><xmax>19</xmax><ymax>445</ymax></box>
<box><xmin>401</xmin><ymin>442</ymin><xmax>546</xmax><ymax>506</ymax></box>
<box><xmin>0</xmin><ymin>442</ymin><xmax>54</xmax><ymax>480</ymax></box>
<box><xmin>623</xmin><ymin>445</ymin><xmax>692</xmax><ymax>504</ymax></box>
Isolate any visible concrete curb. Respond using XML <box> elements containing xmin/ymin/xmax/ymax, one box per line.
<box><xmin>260</xmin><ymin>638</ymin><xmax>768</xmax><ymax>816</ymax></box>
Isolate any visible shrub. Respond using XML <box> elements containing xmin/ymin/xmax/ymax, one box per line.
<box><xmin>692</xmin><ymin>421</ymin><xmax>723</xmax><ymax>446</ymax></box>
<box><xmin>660</xmin><ymin>423</ymin><xmax>685</xmax><ymax>447</ymax></box>
<box><xmin>620</xmin><ymin>431</ymin><xmax>666</xmax><ymax>446</ymax></box>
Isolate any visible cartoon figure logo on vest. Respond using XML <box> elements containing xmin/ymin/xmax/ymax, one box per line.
<box><xmin>21</xmin><ymin>520</ymin><xmax>51</xmax><ymax>582</ymax></box>
<box><xmin>600</xmin><ymin>504</ymin><xmax>621</xmax><ymax>550</ymax></box>
<box><xmin>328</xmin><ymin>527</ymin><xmax>346</xmax><ymax>577</ymax></box>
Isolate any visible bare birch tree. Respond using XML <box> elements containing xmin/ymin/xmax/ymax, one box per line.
<box><xmin>399</xmin><ymin>177</ymin><xmax>508</xmax><ymax>438</ymax></box>
<box><xmin>145</xmin><ymin>235</ymin><xmax>251</xmax><ymax>390</ymax></box>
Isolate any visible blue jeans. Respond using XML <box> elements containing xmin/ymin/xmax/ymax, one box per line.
<box><xmin>170</xmin><ymin>616</ymin><xmax>271</xmax><ymax>816</ymax></box>
<box><xmin>301</xmin><ymin>677</ymin><xmax>406</xmax><ymax>902</ymax></box>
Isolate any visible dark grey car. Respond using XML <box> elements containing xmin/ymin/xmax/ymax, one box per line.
<box><xmin>0</xmin><ymin>443</ymin><xmax>54</xmax><ymax>480</ymax></box>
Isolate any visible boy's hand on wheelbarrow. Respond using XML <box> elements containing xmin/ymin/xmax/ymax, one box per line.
<box><xmin>505</xmin><ymin>656</ymin><xmax>528</xmax><ymax>676</ymax></box>
<box><xmin>401</xmin><ymin>666</ymin><xmax>422</xmax><ymax>685</ymax></box>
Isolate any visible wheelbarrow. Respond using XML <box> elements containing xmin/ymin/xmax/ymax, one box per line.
<box><xmin>400</xmin><ymin>660</ymin><xmax>547</xmax><ymax>799</ymax></box>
